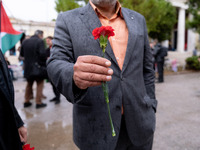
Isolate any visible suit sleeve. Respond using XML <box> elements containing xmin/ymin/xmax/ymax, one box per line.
<box><xmin>143</xmin><ymin>17</ymin><xmax>157</xmax><ymax>112</ymax></box>
<box><xmin>47</xmin><ymin>13</ymin><xmax>87</xmax><ymax>104</ymax></box>
<box><xmin>0</xmin><ymin>50</ymin><xmax>24</xmax><ymax>128</ymax></box>
<box><xmin>13</xmin><ymin>106</ymin><xmax>24</xmax><ymax>128</ymax></box>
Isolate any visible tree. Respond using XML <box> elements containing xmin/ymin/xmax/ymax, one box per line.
<box><xmin>55</xmin><ymin>0</ymin><xmax>81</xmax><ymax>12</ymax></box>
<box><xmin>119</xmin><ymin>0</ymin><xmax>176</xmax><ymax>42</ymax></box>
<box><xmin>77</xmin><ymin>0</ymin><xmax>88</xmax><ymax>4</ymax></box>
<box><xmin>187</xmin><ymin>0</ymin><xmax>200</xmax><ymax>33</ymax></box>
<box><xmin>55</xmin><ymin>0</ymin><xmax>176</xmax><ymax>42</ymax></box>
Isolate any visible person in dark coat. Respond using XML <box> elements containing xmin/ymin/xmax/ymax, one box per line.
<box><xmin>45</xmin><ymin>36</ymin><xmax>61</xmax><ymax>104</ymax></box>
<box><xmin>154</xmin><ymin>42</ymin><xmax>168</xmax><ymax>83</ymax></box>
<box><xmin>0</xmin><ymin>50</ymin><xmax>27</xmax><ymax>150</ymax></box>
<box><xmin>20</xmin><ymin>30</ymin><xmax>47</xmax><ymax>109</ymax></box>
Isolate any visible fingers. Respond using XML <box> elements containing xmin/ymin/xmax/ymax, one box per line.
<box><xmin>22</xmin><ymin>132</ymin><xmax>28</xmax><ymax>143</ymax></box>
<box><xmin>73</xmin><ymin>78</ymin><xmax>102</xmax><ymax>89</ymax></box>
<box><xmin>18</xmin><ymin>126</ymin><xmax>28</xmax><ymax>143</ymax></box>
<box><xmin>74</xmin><ymin>72</ymin><xmax>112</xmax><ymax>89</ymax></box>
<box><xmin>19</xmin><ymin>134</ymin><xmax>23</xmax><ymax>142</ymax></box>
<box><xmin>77</xmin><ymin>55</ymin><xmax>111</xmax><ymax>67</ymax></box>
<box><xmin>76</xmin><ymin>72</ymin><xmax>112</xmax><ymax>81</ymax></box>
<box><xmin>73</xmin><ymin>55</ymin><xmax>113</xmax><ymax>89</ymax></box>
<box><xmin>76</xmin><ymin>63</ymin><xmax>113</xmax><ymax>75</ymax></box>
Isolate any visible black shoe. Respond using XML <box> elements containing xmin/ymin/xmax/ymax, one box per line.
<box><xmin>24</xmin><ymin>102</ymin><xmax>32</xmax><ymax>108</ymax></box>
<box><xmin>49</xmin><ymin>98</ymin><xmax>57</xmax><ymax>102</ymax></box>
<box><xmin>55</xmin><ymin>100</ymin><xmax>60</xmax><ymax>104</ymax></box>
<box><xmin>156</xmin><ymin>80</ymin><xmax>164</xmax><ymax>83</ymax></box>
<box><xmin>36</xmin><ymin>103</ymin><xmax>47</xmax><ymax>109</ymax></box>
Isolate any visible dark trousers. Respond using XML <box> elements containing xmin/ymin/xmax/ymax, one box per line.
<box><xmin>157</xmin><ymin>60</ymin><xmax>164</xmax><ymax>82</ymax></box>
<box><xmin>115</xmin><ymin>115</ymin><xmax>153</xmax><ymax>150</ymax></box>
<box><xmin>50</xmin><ymin>81</ymin><xmax>60</xmax><ymax>100</ymax></box>
<box><xmin>25</xmin><ymin>79</ymin><xmax>44</xmax><ymax>104</ymax></box>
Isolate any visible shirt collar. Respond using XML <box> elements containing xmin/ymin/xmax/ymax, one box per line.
<box><xmin>89</xmin><ymin>0</ymin><xmax>123</xmax><ymax>19</ymax></box>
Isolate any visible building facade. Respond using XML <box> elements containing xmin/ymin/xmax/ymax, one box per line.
<box><xmin>168</xmin><ymin>0</ymin><xmax>199</xmax><ymax>53</ymax></box>
<box><xmin>10</xmin><ymin>18</ymin><xmax>55</xmax><ymax>38</ymax></box>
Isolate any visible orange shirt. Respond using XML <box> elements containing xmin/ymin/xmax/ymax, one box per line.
<box><xmin>90</xmin><ymin>1</ymin><xmax>128</xmax><ymax>70</ymax></box>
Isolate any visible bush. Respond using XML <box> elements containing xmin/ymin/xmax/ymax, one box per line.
<box><xmin>185</xmin><ymin>56</ymin><xmax>200</xmax><ymax>70</ymax></box>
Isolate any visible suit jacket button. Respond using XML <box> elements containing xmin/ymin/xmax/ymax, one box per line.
<box><xmin>120</xmin><ymin>75</ymin><xmax>123</xmax><ymax>81</ymax></box>
<box><xmin>116</xmin><ymin>106</ymin><xmax>121</xmax><ymax>110</ymax></box>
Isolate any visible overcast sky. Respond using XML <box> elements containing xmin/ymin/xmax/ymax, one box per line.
<box><xmin>2</xmin><ymin>0</ymin><xmax>58</xmax><ymax>22</ymax></box>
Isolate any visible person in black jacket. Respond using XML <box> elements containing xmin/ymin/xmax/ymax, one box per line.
<box><xmin>154</xmin><ymin>42</ymin><xmax>168</xmax><ymax>83</ymax></box>
<box><xmin>20</xmin><ymin>30</ymin><xmax>47</xmax><ymax>109</ymax></box>
<box><xmin>46</xmin><ymin>36</ymin><xmax>61</xmax><ymax>104</ymax></box>
<box><xmin>0</xmin><ymin>50</ymin><xmax>27</xmax><ymax>150</ymax></box>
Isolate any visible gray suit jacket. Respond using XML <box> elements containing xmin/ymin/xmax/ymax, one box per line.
<box><xmin>47</xmin><ymin>3</ymin><xmax>157</xmax><ymax>150</ymax></box>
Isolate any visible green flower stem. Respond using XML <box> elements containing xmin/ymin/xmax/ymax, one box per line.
<box><xmin>101</xmin><ymin>45</ymin><xmax>116</xmax><ymax>137</ymax></box>
<box><xmin>102</xmin><ymin>82</ymin><xmax>116</xmax><ymax>137</ymax></box>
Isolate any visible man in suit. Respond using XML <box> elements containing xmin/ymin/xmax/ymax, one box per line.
<box><xmin>45</xmin><ymin>36</ymin><xmax>61</xmax><ymax>104</ymax></box>
<box><xmin>47</xmin><ymin>0</ymin><xmax>157</xmax><ymax>149</ymax></box>
<box><xmin>0</xmin><ymin>50</ymin><xmax>27</xmax><ymax>150</ymax></box>
<box><xmin>20</xmin><ymin>30</ymin><xmax>47</xmax><ymax>109</ymax></box>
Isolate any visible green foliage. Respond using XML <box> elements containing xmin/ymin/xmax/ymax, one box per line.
<box><xmin>55</xmin><ymin>0</ymin><xmax>176</xmax><ymax>42</ymax></box>
<box><xmin>55</xmin><ymin>0</ymin><xmax>81</xmax><ymax>12</ymax></box>
<box><xmin>186</xmin><ymin>56</ymin><xmax>200</xmax><ymax>70</ymax></box>
<box><xmin>119</xmin><ymin>0</ymin><xmax>176</xmax><ymax>42</ymax></box>
<box><xmin>76</xmin><ymin>0</ymin><xmax>88</xmax><ymax>4</ymax></box>
<box><xmin>187</xmin><ymin>0</ymin><xmax>200</xmax><ymax>34</ymax></box>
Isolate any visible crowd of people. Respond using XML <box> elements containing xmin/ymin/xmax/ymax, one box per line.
<box><xmin>19</xmin><ymin>30</ymin><xmax>61</xmax><ymax>109</ymax></box>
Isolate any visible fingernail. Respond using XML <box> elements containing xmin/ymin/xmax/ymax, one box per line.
<box><xmin>106</xmin><ymin>76</ymin><xmax>111</xmax><ymax>80</ymax></box>
<box><xmin>108</xmin><ymin>69</ymin><xmax>113</xmax><ymax>74</ymax></box>
<box><xmin>105</xmin><ymin>61</ymin><xmax>111</xmax><ymax>66</ymax></box>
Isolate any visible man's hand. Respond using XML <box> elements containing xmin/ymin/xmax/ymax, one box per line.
<box><xmin>73</xmin><ymin>55</ymin><xmax>113</xmax><ymax>89</ymax></box>
<box><xmin>18</xmin><ymin>126</ymin><xmax>27</xmax><ymax>143</ymax></box>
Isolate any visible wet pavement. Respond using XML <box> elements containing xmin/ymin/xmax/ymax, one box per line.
<box><xmin>13</xmin><ymin>72</ymin><xmax>200</xmax><ymax>150</ymax></box>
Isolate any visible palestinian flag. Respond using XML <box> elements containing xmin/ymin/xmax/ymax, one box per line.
<box><xmin>0</xmin><ymin>1</ymin><xmax>23</xmax><ymax>54</ymax></box>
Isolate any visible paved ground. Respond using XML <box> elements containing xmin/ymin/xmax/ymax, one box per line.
<box><xmin>13</xmin><ymin>72</ymin><xmax>200</xmax><ymax>150</ymax></box>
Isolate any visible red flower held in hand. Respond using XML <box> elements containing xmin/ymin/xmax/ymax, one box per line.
<box><xmin>23</xmin><ymin>144</ymin><xmax>35</xmax><ymax>150</ymax></box>
<box><xmin>92</xmin><ymin>26</ymin><xmax>115</xmax><ymax>40</ymax></box>
<box><xmin>92</xmin><ymin>26</ymin><xmax>115</xmax><ymax>53</ymax></box>
<box><xmin>92</xmin><ymin>26</ymin><xmax>116</xmax><ymax>137</ymax></box>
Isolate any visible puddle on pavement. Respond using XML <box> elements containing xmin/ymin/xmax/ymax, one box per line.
<box><xmin>26</xmin><ymin>121</ymin><xmax>78</xmax><ymax>150</ymax></box>
<box><xmin>18</xmin><ymin>109</ymin><xmax>37</xmax><ymax>119</ymax></box>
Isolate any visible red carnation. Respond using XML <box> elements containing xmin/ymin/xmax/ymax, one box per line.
<box><xmin>92</xmin><ymin>26</ymin><xmax>115</xmax><ymax>40</ymax></box>
<box><xmin>92</xmin><ymin>26</ymin><xmax>116</xmax><ymax>137</ymax></box>
<box><xmin>23</xmin><ymin>144</ymin><xmax>35</xmax><ymax>150</ymax></box>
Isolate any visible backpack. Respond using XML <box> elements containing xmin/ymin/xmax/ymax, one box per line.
<box><xmin>160</xmin><ymin>47</ymin><xmax>168</xmax><ymax>57</ymax></box>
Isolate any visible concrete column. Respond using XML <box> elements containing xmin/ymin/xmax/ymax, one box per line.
<box><xmin>177</xmin><ymin>7</ymin><xmax>186</xmax><ymax>53</ymax></box>
<box><xmin>187</xmin><ymin>29</ymin><xmax>196</xmax><ymax>52</ymax></box>
<box><xmin>187</xmin><ymin>14</ymin><xmax>196</xmax><ymax>52</ymax></box>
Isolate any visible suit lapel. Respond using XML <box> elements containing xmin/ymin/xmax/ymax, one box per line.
<box><xmin>79</xmin><ymin>3</ymin><xmax>102</xmax><ymax>35</ymax></box>
<box><xmin>79</xmin><ymin>3</ymin><xmax>119</xmax><ymax>67</ymax></box>
<box><xmin>121</xmin><ymin>8</ymin><xmax>138</xmax><ymax>73</ymax></box>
